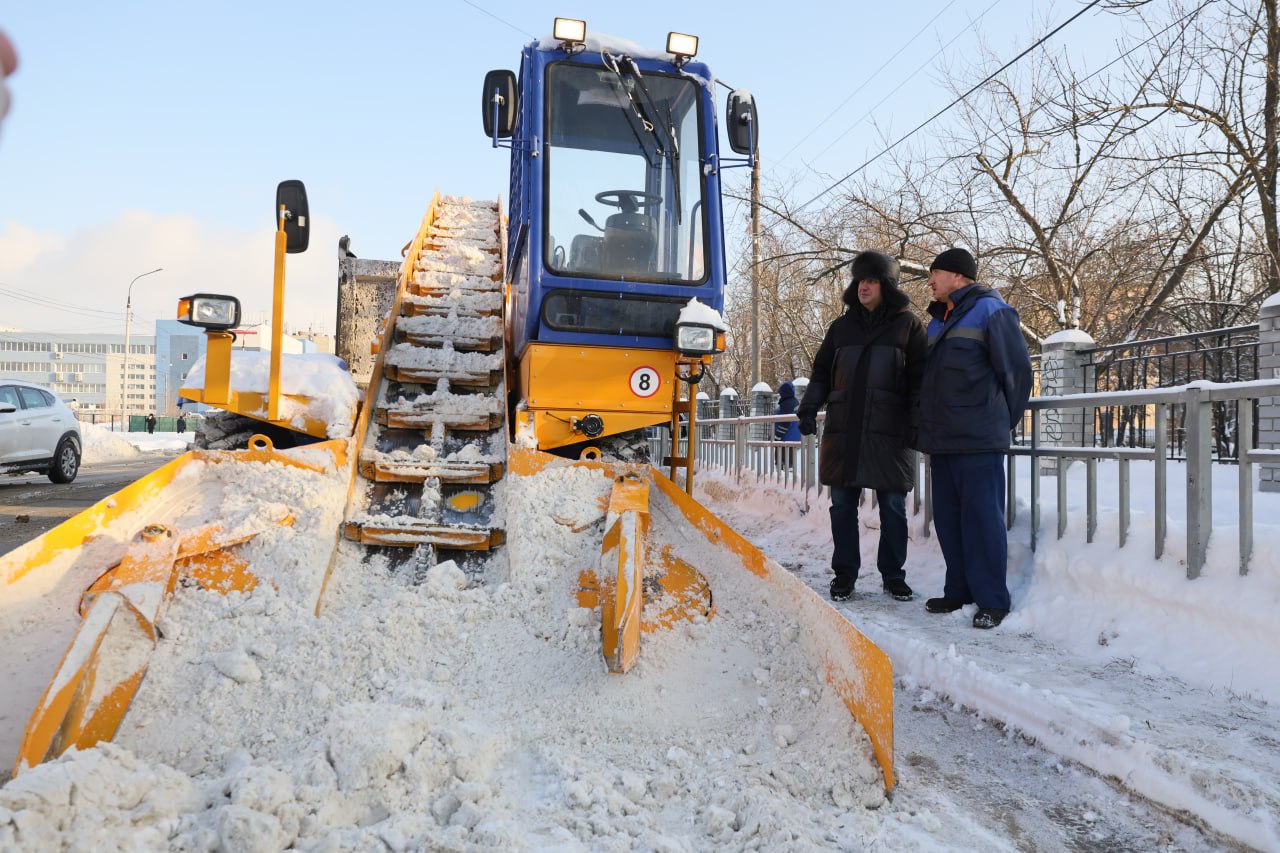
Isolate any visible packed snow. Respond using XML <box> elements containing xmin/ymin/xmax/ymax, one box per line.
<box><xmin>79</xmin><ymin>422</ymin><xmax>192</xmax><ymax>465</ymax></box>
<box><xmin>182</xmin><ymin>351</ymin><xmax>358</xmax><ymax>439</ymax></box>
<box><xmin>1</xmin><ymin>435</ymin><xmax>1276</xmax><ymax>849</ymax></box>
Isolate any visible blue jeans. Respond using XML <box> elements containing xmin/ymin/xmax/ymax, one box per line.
<box><xmin>930</xmin><ymin>452</ymin><xmax>1010</xmax><ymax>610</ymax></box>
<box><xmin>829</xmin><ymin>486</ymin><xmax>908</xmax><ymax>584</ymax></box>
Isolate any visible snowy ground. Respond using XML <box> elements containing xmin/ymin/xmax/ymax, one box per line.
<box><xmin>79</xmin><ymin>422</ymin><xmax>193</xmax><ymax>464</ymax></box>
<box><xmin>0</xmin><ymin>432</ymin><xmax>1275</xmax><ymax>850</ymax></box>
<box><xmin>695</xmin><ymin>457</ymin><xmax>1280</xmax><ymax>851</ymax></box>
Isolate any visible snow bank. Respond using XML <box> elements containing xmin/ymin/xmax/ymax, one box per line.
<box><xmin>78</xmin><ymin>422</ymin><xmax>142</xmax><ymax>464</ymax></box>
<box><xmin>0</xmin><ymin>460</ymin><xmax>913</xmax><ymax>850</ymax></box>
<box><xmin>183</xmin><ymin>351</ymin><xmax>358</xmax><ymax>439</ymax></box>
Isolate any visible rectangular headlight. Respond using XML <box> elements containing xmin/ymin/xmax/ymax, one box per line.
<box><xmin>177</xmin><ymin>293</ymin><xmax>242</xmax><ymax>331</ymax></box>
<box><xmin>676</xmin><ymin>324</ymin><xmax>716</xmax><ymax>355</ymax></box>
<box><xmin>554</xmin><ymin>18</ymin><xmax>586</xmax><ymax>44</ymax></box>
<box><xmin>667</xmin><ymin>32</ymin><xmax>698</xmax><ymax>59</ymax></box>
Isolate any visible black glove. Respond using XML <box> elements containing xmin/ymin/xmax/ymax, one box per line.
<box><xmin>797</xmin><ymin>410</ymin><xmax>818</xmax><ymax>436</ymax></box>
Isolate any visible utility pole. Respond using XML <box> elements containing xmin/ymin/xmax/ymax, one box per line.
<box><xmin>122</xmin><ymin>267</ymin><xmax>163</xmax><ymax>426</ymax></box>
<box><xmin>750</xmin><ymin>152</ymin><xmax>762</xmax><ymax>386</ymax></box>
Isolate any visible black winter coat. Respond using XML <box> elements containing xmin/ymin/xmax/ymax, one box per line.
<box><xmin>799</xmin><ymin>288</ymin><xmax>927</xmax><ymax>490</ymax></box>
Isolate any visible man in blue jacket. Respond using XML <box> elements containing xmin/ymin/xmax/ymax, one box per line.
<box><xmin>917</xmin><ymin>248</ymin><xmax>1032</xmax><ymax>629</ymax></box>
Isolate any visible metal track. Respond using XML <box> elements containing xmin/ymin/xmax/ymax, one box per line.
<box><xmin>342</xmin><ymin>197</ymin><xmax>506</xmax><ymax>555</ymax></box>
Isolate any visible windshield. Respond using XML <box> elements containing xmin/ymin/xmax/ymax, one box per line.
<box><xmin>544</xmin><ymin>61</ymin><xmax>706</xmax><ymax>283</ymax></box>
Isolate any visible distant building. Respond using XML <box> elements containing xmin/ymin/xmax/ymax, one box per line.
<box><xmin>3</xmin><ymin>322</ymin><xmax>324</xmax><ymax>418</ymax></box>
<box><xmin>0</xmin><ymin>330</ymin><xmax>156</xmax><ymax>416</ymax></box>
<box><xmin>155</xmin><ymin>320</ymin><xmax>205</xmax><ymax>417</ymax></box>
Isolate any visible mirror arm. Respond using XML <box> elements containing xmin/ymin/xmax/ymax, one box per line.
<box><xmin>489</xmin><ymin>89</ymin><xmax>513</xmax><ymax>151</ymax></box>
<box><xmin>718</xmin><ymin>115</ymin><xmax>757</xmax><ymax>172</ymax></box>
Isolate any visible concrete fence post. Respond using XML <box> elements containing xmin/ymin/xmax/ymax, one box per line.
<box><xmin>750</xmin><ymin>382</ymin><xmax>774</xmax><ymax>445</ymax></box>
<box><xmin>1037</xmin><ymin>330</ymin><xmax>1096</xmax><ymax>474</ymax></box>
<box><xmin>718</xmin><ymin>388</ymin><xmax>738</xmax><ymax>442</ymax></box>
<box><xmin>695</xmin><ymin>391</ymin><xmax>713</xmax><ymax>441</ymax></box>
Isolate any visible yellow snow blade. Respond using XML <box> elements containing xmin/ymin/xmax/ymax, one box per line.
<box><xmin>14</xmin><ymin>523</ymin><xmax>178</xmax><ymax>774</ymax></box>
<box><xmin>599</xmin><ymin>473</ymin><xmax>649</xmax><ymax>674</ymax></box>
<box><xmin>576</xmin><ymin>548</ymin><xmax>713</xmax><ymax>634</ymax></box>
<box><xmin>5</xmin><ymin>441</ymin><xmax>335</xmax><ymax>778</ymax></box>
<box><xmin>179</xmin><ymin>550</ymin><xmax>260</xmax><ymax>595</ymax></box>
<box><xmin>510</xmin><ymin>445</ymin><xmax>894</xmax><ymax>792</ymax></box>
<box><xmin>0</xmin><ymin>452</ymin><xmax>197</xmax><ymax>590</ymax></box>
<box><xmin>644</xmin><ymin>545</ymin><xmax>714</xmax><ymax>630</ymax></box>
<box><xmin>648</xmin><ymin>469</ymin><xmax>896</xmax><ymax>792</ymax></box>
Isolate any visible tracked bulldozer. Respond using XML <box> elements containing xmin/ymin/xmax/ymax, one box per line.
<box><xmin>0</xmin><ymin>19</ymin><xmax>895</xmax><ymax>793</ymax></box>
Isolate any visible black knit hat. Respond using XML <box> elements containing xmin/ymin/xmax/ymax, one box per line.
<box><xmin>929</xmin><ymin>247</ymin><xmax>977</xmax><ymax>281</ymax></box>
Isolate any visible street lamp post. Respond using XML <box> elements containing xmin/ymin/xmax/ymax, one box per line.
<box><xmin>122</xmin><ymin>267</ymin><xmax>163</xmax><ymax>428</ymax></box>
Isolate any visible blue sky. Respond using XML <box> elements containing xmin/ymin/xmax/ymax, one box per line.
<box><xmin>1</xmin><ymin>1</ymin><xmax>1138</xmax><ymax>335</ymax></box>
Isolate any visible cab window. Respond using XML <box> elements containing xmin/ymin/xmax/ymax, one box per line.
<box><xmin>544</xmin><ymin>62</ymin><xmax>707</xmax><ymax>284</ymax></box>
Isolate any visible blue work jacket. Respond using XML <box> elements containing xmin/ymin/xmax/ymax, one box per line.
<box><xmin>916</xmin><ymin>283</ymin><xmax>1033</xmax><ymax>455</ymax></box>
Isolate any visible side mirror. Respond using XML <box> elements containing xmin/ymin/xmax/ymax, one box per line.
<box><xmin>0</xmin><ymin>403</ymin><xmax>16</xmax><ymax>414</ymax></box>
<box><xmin>725</xmin><ymin>90</ymin><xmax>758</xmax><ymax>156</ymax></box>
<box><xmin>482</xmin><ymin>69</ymin><xmax>518</xmax><ymax>139</ymax></box>
<box><xmin>275</xmin><ymin>180</ymin><xmax>310</xmax><ymax>254</ymax></box>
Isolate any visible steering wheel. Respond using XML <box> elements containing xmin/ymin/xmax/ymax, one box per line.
<box><xmin>595</xmin><ymin>190</ymin><xmax>661</xmax><ymax>214</ymax></box>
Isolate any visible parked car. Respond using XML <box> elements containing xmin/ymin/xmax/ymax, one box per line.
<box><xmin>0</xmin><ymin>379</ymin><xmax>82</xmax><ymax>483</ymax></box>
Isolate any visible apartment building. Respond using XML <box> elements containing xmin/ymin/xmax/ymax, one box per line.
<box><xmin>0</xmin><ymin>330</ymin><xmax>156</xmax><ymax>415</ymax></box>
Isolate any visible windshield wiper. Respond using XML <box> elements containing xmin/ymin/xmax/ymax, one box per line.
<box><xmin>620</xmin><ymin>57</ymin><xmax>681</xmax><ymax>221</ymax></box>
<box><xmin>605</xmin><ymin>53</ymin><xmax>682</xmax><ymax>220</ymax></box>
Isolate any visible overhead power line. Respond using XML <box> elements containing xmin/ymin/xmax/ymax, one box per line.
<box><xmin>778</xmin><ymin>0</ymin><xmax>965</xmax><ymax>165</ymax></box>
<box><xmin>797</xmin><ymin>0</ymin><xmax>1106</xmax><ymax>213</ymax></box>
<box><xmin>964</xmin><ymin>0</ymin><xmax>1213</xmax><ymax>158</ymax></box>
<box><xmin>459</xmin><ymin>0</ymin><xmax>537</xmax><ymax>40</ymax></box>
<box><xmin>0</xmin><ymin>285</ymin><xmax>128</xmax><ymax>321</ymax></box>
<box><xmin>800</xmin><ymin>0</ymin><xmax>1005</xmax><ymax>168</ymax></box>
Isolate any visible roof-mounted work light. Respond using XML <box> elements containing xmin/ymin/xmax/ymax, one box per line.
<box><xmin>177</xmin><ymin>293</ymin><xmax>241</xmax><ymax>332</ymax></box>
<box><xmin>554</xmin><ymin>18</ymin><xmax>586</xmax><ymax>47</ymax></box>
<box><xmin>667</xmin><ymin>32</ymin><xmax>698</xmax><ymax>64</ymax></box>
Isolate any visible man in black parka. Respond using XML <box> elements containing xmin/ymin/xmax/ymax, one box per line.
<box><xmin>797</xmin><ymin>251</ymin><xmax>927</xmax><ymax>602</ymax></box>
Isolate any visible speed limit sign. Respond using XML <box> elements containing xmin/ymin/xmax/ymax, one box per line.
<box><xmin>629</xmin><ymin>366</ymin><xmax>661</xmax><ymax>398</ymax></box>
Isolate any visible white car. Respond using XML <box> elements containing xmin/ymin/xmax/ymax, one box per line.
<box><xmin>0</xmin><ymin>379</ymin><xmax>82</xmax><ymax>483</ymax></box>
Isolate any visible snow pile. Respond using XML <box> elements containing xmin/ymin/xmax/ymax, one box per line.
<box><xmin>6</xmin><ymin>447</ymin><xmax>1276</xmax><ymax>848</ymax></box>
<box><xmin>78</xmin><ymin>422</ymin><xmax>142</xmax><ymax>464</ymax></box>
<box><xmin>0</xmin><ymin>457</ymin><xmax>927</xmax><ymax>850</ymax></box>
<box><xmin>678</xmin><ymin>297</ymin><xmax>728</xmax><ymax>331</ymax></box>
<box><xmin>384</xmin><ymin>341</ymin><xmax>502</xmax><ymax>373</ymax></box>
<box><xmin>418</xmin><ymin>243</ymin><xmax>499</xmax><ymax>279</ymax></box>
<box><xmin>183</xmin><ymin>351</ymin><xmax>358</xmax><ymax>439</ymax></box>
<box><xmin>404</xmin><ymin>287</ymin><xmax>501</xmax><ymax>317</ymax></box>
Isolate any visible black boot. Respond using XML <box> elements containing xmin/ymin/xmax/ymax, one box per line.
<box><xmin>882</xmin><ymin>578</ymin><xmax>913</xmax><ymax>601</ymax></box>
<box><xmin>829</xmin><ymin>576</ymin><xmax>855</xmax><ymax>601</ymax></box>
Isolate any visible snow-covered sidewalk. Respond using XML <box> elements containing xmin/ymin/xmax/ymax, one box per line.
<box><xmin>695</xmin><ymin>458</ymin><xmax>1280</xmax><ymax>851</ymax></box>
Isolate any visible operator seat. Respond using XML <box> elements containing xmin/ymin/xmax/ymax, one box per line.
<box><xmin>603</xmin><ymin>212</ymin><xmax>656</xmax><ymax>275</ymax></box>
<box><xmin>569</xmin><ymin>234</ymin><xmax>605</xmax><ymax>272</ymax></box>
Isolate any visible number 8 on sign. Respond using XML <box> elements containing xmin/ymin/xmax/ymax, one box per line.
<box><xmin>630</xmin><ymin>366</ymin><xmax>661</xmax><ymax>398</ymax></box>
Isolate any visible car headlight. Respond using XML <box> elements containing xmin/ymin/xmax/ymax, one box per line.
<box><xmin>177</xmin><ymin>293</ymin><xmax>242</xmax><ymax>331</ymax></box>
<box><xmin>675</xmin><ymin>323</ymin><xmax>717</xmax><ymax>355</ymax></box>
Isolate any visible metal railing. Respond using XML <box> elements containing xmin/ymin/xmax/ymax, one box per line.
<box><xmin>667</xmin><ymin>379</ymin><xmax>1280</xmax><ymax>580</ymax></box>
<box><xmin>1028</xmin><ymin>325</ymin><xmax>1261</xmax><ymax>460</ymax></box>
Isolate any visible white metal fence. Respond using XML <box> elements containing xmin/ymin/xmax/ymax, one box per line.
<box><xmin>652</xmin><ymin>379</ymin><xmax>1280</xmax><ymax>579</ymax></box>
